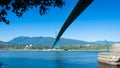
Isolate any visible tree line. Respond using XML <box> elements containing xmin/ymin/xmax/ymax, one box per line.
<box><xmin>0</xmin><ymin>45</ymin><xmax>109</xmax><ymax>50</ymax></box>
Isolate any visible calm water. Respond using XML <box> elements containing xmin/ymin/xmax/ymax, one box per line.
<box><xmin>0</xmin><ymin>50</ymin><xmax>119</xmax><ymax>68</ymax></box>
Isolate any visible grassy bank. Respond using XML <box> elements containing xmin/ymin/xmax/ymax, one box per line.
<box><xmin>0</xmin><ymin>45</ymin><xmax>110</xmax><ymax>50</ymax></box>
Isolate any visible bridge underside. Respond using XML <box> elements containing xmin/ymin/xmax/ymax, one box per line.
<box><xmin>52</xmin><ymin>0</ymin><xmax>94</xmax><ymax>49</ymax></box>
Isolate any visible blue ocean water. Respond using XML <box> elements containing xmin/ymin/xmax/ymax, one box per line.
<box><xmin>0</xmin><ymin>50</ymin><xmax>119</xmax><ymax>68</ymax></box>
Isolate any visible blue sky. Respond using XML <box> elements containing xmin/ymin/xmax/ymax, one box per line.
<box><xmin>0</xmin><ymin>0</ymin><xmax>120</xmax><ymax>42</ymax></box>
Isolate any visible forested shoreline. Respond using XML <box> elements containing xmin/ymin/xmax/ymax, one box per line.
<box><xmin>0</xmin><ymin>45</ymin><xmax>109</xmax><ymax>50</ymax></box>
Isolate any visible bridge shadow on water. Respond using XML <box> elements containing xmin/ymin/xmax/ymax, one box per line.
<box><xmin>54</xmin><ymin>51</ymin><xmax>65</xmax><ymax>68</ymax></box>
<box><xmin>0</xmin><ymin>63</ymin><xmax>3</xmax><ymax>68</ymax></box>
<box><xmin>98</xmin><ymin>62</ymin><xmax>120</xmax><ymax>68</ymax></box>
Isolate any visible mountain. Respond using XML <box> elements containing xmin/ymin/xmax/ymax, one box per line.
<box><xmin>59</xmin><ymin>38</ymin><xmax>89</xmax><ymax>46</ymax></box>
<box><xmin>7</xmin><ymin>36</ymin><xmax>55</xmax><ymax>46</ymax></box>
<box><xmin>0</xmin><ymin>36</ymin><xmax>119</xmax><ymax>46</ymax></box>
<box><xmin>93</xmin><ymin>41</ymin><xmax>117</xmax><ymax>45</ymax></box>
<box><xmin>7</xmin><ymin>36</ymin><xmax>89</xmax><ymax>46</ymax></box>
<box><xmin>0</xmin><ymin>41</ymin><xmax>8</xmax><ymax>45</ymax></box>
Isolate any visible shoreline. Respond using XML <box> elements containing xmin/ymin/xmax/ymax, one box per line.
<box><xmin>0</xmin><ymin>49</ymin><xmax>107</xmax><ymax>52</ymax></box>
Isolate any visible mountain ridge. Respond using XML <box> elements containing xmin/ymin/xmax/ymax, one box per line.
<box><xmin>0</xmin><ymin>36</ymin><xmax>119</xmax><ymax>46</ymax></box>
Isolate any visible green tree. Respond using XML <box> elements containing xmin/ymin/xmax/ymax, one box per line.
<box><xmin>0</xmin><ymin>0</ymin><xmax>65</xmax><ymax>24</ymax></box>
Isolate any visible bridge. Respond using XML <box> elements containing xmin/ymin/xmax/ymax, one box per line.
<box><xmin>51</xmin><ymin>0</ymin><xmax>94</xmax><ymax>49</ymax></box>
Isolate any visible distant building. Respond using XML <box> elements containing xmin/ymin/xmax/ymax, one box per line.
<box><xmin>85</xmin><ymin>44</ymin><xmax>90</xmax><ymax>46</ymax></box>
<box><xmin>24</xmin><ymin>44</ymin><xmax>32</xmax><ymax>49</ymax></box>
<box><xmin>25</xmin><ymin>45</ymin><xmax>28</xmax><ymax>48</ymax></box>
<box><xmin>29</xmin><ymin>44</ymin><xmax>32</xmax><ymax>47</ymax></box>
